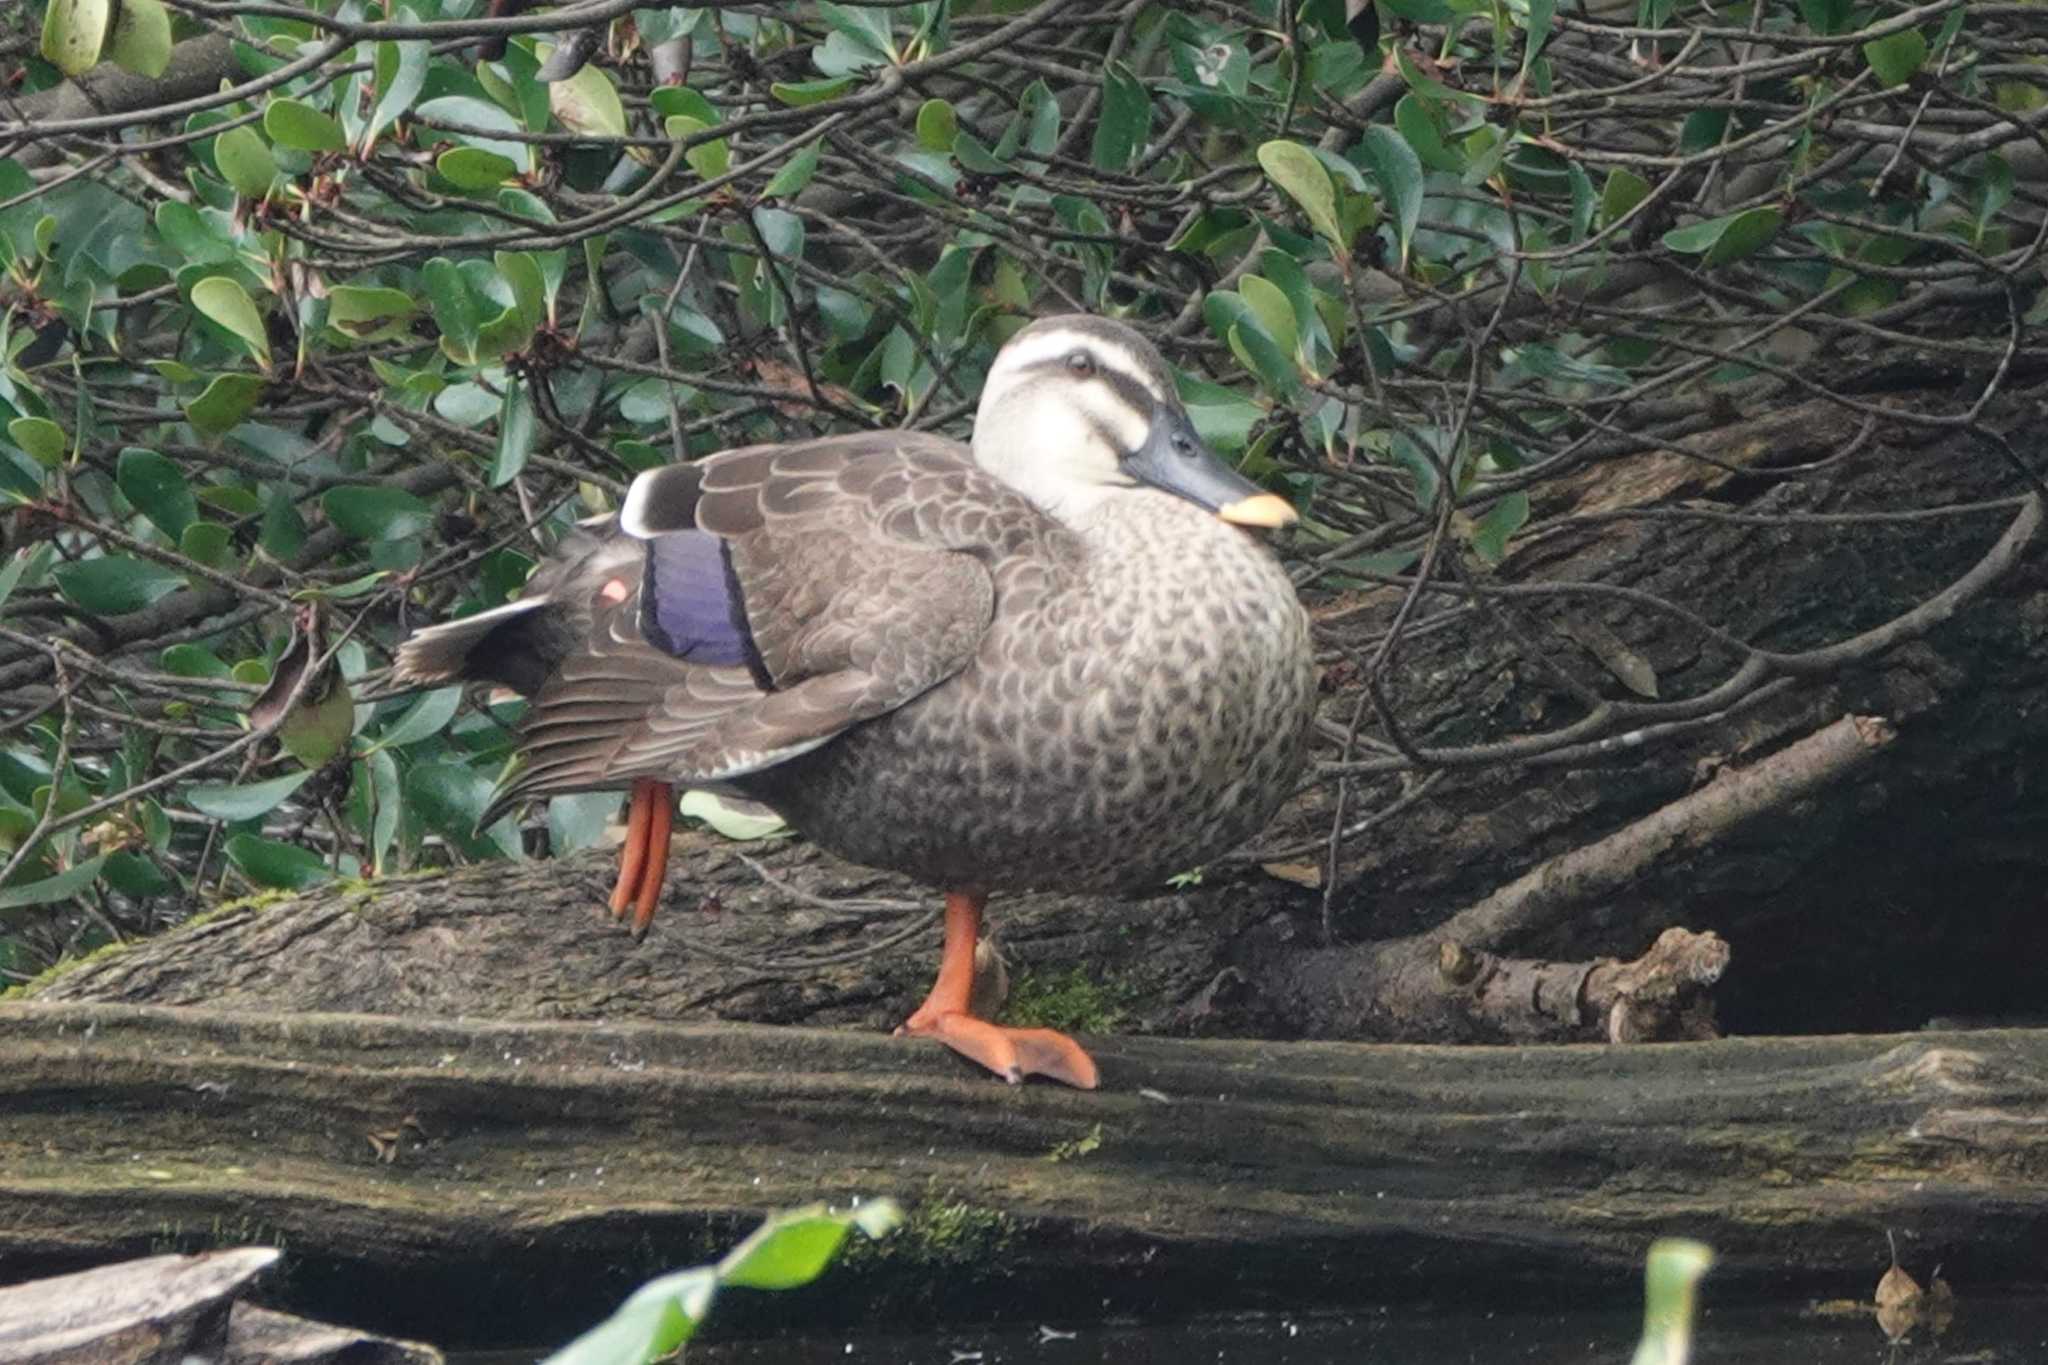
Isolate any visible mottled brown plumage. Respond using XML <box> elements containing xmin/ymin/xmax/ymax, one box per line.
<box><xmin>392</xmin><ymin>315</ymin><xmax>1315</xmax><ymax>1087</ymax></box>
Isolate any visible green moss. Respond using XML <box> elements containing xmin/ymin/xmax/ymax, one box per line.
<box><xmin>0</xmin><ymin>887</ymin><xmax>293</xmax><ymax>1001</ymax></box>
<box><xmin>843</xmin><ymin>1186</ymin><xmax>1014</xmax><ymax>1275</ymax></box>
<box><xmin>1002</xmin><ymin>966</ymin><xmax>1138</xmax><ymax>1034</ymax></box>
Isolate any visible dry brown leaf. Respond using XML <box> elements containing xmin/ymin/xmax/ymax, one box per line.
<box><xmin>1261</xmin><ymin>861</ymin><xmax>1324</xmax><ymax>888</ymax></box>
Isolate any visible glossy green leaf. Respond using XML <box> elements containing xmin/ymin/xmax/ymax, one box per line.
<box><xmin>0</xmin><ymin>855</ymin><xmax>107</xmax><ymax>911</ymax></box>
<box><xmin>678</xmin><ymin>790</ymin><xmax>787</xmax><ymax>842</ymax></box>
<box><xmin>1863</xmin><ymin>28</ymin><xmax>1927</xmax><ymax>88</ymax></box>
<box><xmin>404</xmin><ymin>762</ymin><xmax>520</xmax><ymax>859</ymax></box>
<box><xmin>916</xmin><ymin>98</ymin><xmax>958</xmax><ymax>152</ymax></box>
<box><xmin>188</xmin><ymin>768</ymin><xmax>315</xmax><ymax>821</ymax></box>
<box><xmin>1798</xmin><ymin>0</ymin><xmax>1849</xmax><ymax>32</ymax></box>
<box><xmin>1257</xmin><ymin>140</ymin><xmax>1346</xmax><ymax>255</ymax></box>
<box><xmin>322</xmin><ymin>485</ymin><xmax>433</xmax><ymax>541</ymax></box>
<box><xmin>374</xmin><ymin>687</ymin><xmax>461</xmax><ymax>750</ymax></box>
<box><xmin>368</xmin><ymin>30</ymin><xmax>430</xmax><ymax>146</ymax></box>
<box><xmin>549</xmin><ymin>60</ymin><xmax>628</xmax><ymax>139</ymax></box>
<box><xmin>278</xmin><ymin>674</ymin><xmax>354</xmax><ymax>768</ymax></box>
<box><xmin>106</xmin><ymin>0</ymin><xmax>170</xmax><ymax>77</ymax></box>
<box><xmin>117</xmin><ymin>447</ymin><xmax>196</xmax><ymax>539</ymax></box>
<box><xmin>771</xmin><ymin>77</ymin><xmax>858</xmax><ymax>107</ymax></box>
<box><xmin>1469</xmin><ymin>491</ymin><xmax>1530</xmax><ymax>564</ymax></box>
<box><xmin>161</xmin><ymin>643</ymin><xmax>234</xmax><ymax>679</ymax></box>
<box><xmin>1631</xmin><ymin>1239</ymin><xmax>1713</xmax><ymax>1365</ymax></box>
<box><xmin>264</xmin><ymin>97</ymin><xmax>346</xmax><ymax>153</ymax></box>
<box><xmin>0</xmin><ymin>548</ymin><xmax>42</xmax><ymax>622</ymax></box>
<box><xmin>213</xmin><ymin>125</ymin><xmax>279</xmax><ymax>199</ymax></box>
<box><xmin>185</xmin><ymin>373</ymin><xmax>266</xmax><ymax>438</ymax></box>
<box><xmin>437</xmin><ymin>146</ymin><xmax>518</xmax><ymax>191</ymax></box>
<box><xmin>1600</xmin><ymin>168</ymin><xmax>1652</xmax><ymax>227</ymax></box>
<box><xmin>40</xmin><ymin>0</ymin><xmax>113</xmax><ymax>76</ymax></box>
<box><xmin>9</xmin><ymin>417</ymin><xmax>66</xmax><ymax>467</ymax></box>
<box><xmin>718</xmin><ymin>1216</ymin><xmax>852</xmax><ymax>1290</ymax></box>
<box><xmin>327</xmin><ymin>284</ymin><xmax>417</xmax><ymax>343</ymax></box>
<box><xmin>154</xmin><ymin>201</ymin><xmax>236</xmax><ymax>264</ymax></box>
<box><xmin>421</xmin><ymin>258</ymin><xmax>480</xmax><ymax>363</ymax></box>
<box><xmin>1091</xmin><ymin>61</ymin><xmax>1150</xmax><ymax>173</ymax></box>
<box><xmin>491</xmin><ymin>376</ymin><xmax>537</xmax><ymax>486</ymax></box>
<box><xmin>763</xmin><ymin>141</ymin><xmax>821</xmax><ymax>198</ymax></box>
<box><xmin>1358</xmin><ymin>126</ymin><xmax>1423</xmax><ymax>269</ymax></box>
<box><xmin>1662</xmin><ymin>206</ymin><xmax>1783</xmax><ymax>266</ymax></box>
<box><xmin>224</xmin><ymin>834</ymin><xmax>332</xmax><ymax>889</ymax></box>
<box><xmin>1236</xmin><ymin>276</ymin><xmax>1297</xmax><ymax>359</ymax></box>
<box><xmin>192</xmin><ymin>276</ymin><xmax>272</xmax><ymax>369</ymax></box>
<box><xmin>54</xmin><ymin>556</ymin><xmax>186</xmax><ymax>614</ymax></box>
<box><xmin>101</xmin><ymin>849</ymin><xmax>176</xmax><ymax>898</ymax></box>
<box><xmin>179</xmin><ymin>520</ymin><xmax>233</xmax><ymax>571</ymax></box>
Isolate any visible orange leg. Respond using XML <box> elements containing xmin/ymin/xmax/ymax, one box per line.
<box><xmin>896</xmin><ymin>890</ymin><xmax>1099</xmax><ymax>1089</ymax></box>
<box><xmin>607</xmin><ymin>780</ymin><xmax>673</xmax><ymax>936</ymax></box>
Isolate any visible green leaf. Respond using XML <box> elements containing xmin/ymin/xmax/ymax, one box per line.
<box><xmin>185</xmin><ymin>373</ymin><xmax>266</xmax><ymax>438</ymax></box>
<box><xmin>545</xmin><ymin>1269</ymin><xmax>714</xmax><ymax>1365</ymax></box>
<box><xmin>369</xmin><ymin>32</ymin><xmax>430</xmax><ymax>146</ymax></box>
<box><xmin>1863</xmin><ymin>28</ymin><xmax>1927</xmax><ymax>88</ymax></box>
<box><xmin>437</xmin><ymin>146</ymin><xmax>518</xmax><ymax>191</ymax></box>
<box><xmin>161</xmin><ymin>643</ymin><xmax>234</xmax><ymax>679</ymax></box>
<box><xmin>106</xmin><ymin>0</ymin><xmax>170</xmax><ymax>77</ymax></box>
<box><xmin>264</xmin><ymin>96</ymin><xmax>346</xmax><ymax>153</ymax></box>
<box><xmin>224</xmin><ymin>834</ymin><xmax>332</xmax><ymax>890</ymax></box>
<box><xmin>762</xmin><ymin>141</ymin><xmax>821</xmax><ymax>199</ymax></box>
<box><xmin>491</xmin><ymin>377</ymin><xmax>537</xmax><ymax>486</ymax></box>
<box><xmin>1522</xmin><ymin>0</ymin><xmax>1557</xmax><ymax>75</ymax></box>
<box><xmin>117</xmin><ymin>447</ymin><xmax>196</xmax><ymax>539</ymax></box>
<box><xmin>322</xmin><ymin>485</ymin><xmax>434</xmax><ymax>541</ymax></box>
<box><xmin>405</xmin><ymin>762</ymin><xmax>521</xmax><ymax>859</ymax></box>
<box><xmin>0</xmin><ymin>548</ymin><xmax>42</xmax><ymax>622</ymax></box>
<box><xmin>1600</xmin><ymin>168</ymin><xmax>1652</xmax><ymax>227</ymax></box>
<box><xmin>0</xmin><ymin>856</ymin><xmax>107</xmax><ymax>912</ymax></box>
<box><xmin>9</xmin><ymin>417</ymin><xmax>66</xmax><ymax>467</ymax></box>
<box><xmin>213</xmin><ymin>125</ymin><xmax>279</xmax><ymax>199</ymax></box>
<box><xmin>677</xmin><ymin>791</ymin><xmax>787</xmax><ymax>842</ymax></box>
<box><xmin>915</xmin><ymin>98</ymin><xmax>958</xmax><ymax>152</ymax></box>
<box><xmin>192</xmin><ymin>276</ymin><xmax>272</xmax><ymax>369</ymax></box>
<box><xmin>40</xmin><ymin>0</ymin><xmax>113</xmax><ymax>76</ymax></box>
<box><xmin>421</xmin><ymin>257</ymin><xmax>480</xmax><ymax>363</ymax></box>
<box><xmin>549</xmin><ymin>791</ymin><xmax>621</xmax><ymax>856</ymax></box>
<box><xmin>549</xmin><ymin>60</ymin><xmax>628</xmax><ymax>139</ymax></box>
<box><xmin>1662</xmin><ymin>206</ymin><xmax>1783</xmax><ymax>266</ymax></box>
<box><xmin>179</xmin><ymin>520</ymin><xmax>233</xmax><ymax>571</ymax></box>
<box><xmin>326</xmin><ymin>284</ymin><xmax>417</xmax><ymax>343</ymax></box>
<box><xmin>1469</xmin><ymin>491</ymin><xmax>1530</xmax><ymax>564</ymax></box>
<box><xmin>1358</xmin><ymin>126</ymin><xmax>1424</xmax><ymax>270</ymax></box>
<box><xmin>54</xmin><ymin>556</ymin><xmax>186</xmax><ymax>614</ymax></box>
<box><xmin>1090</xmin><ymin>61</ymin><xmax>1150</xmax><ymax>173</ymax></box>
<box><xmin>188</xmin><ymin>769</ymin><xmax>315</xmax><ymax>821</ymax></box>
<box><xmin>771</xmin><ymin>77</ymin><xmax>858</xmax><ymax>107</ymax></box>
<box><xmin>373</xmin><ymin>687</ymin><xmax>460</xmax><ymax>750</ymax></box>
<box><xmin>1257</xmin><ymin>140</ymin><xmax>1347</xmax><ymax>256</ymax></box>
<box><xmin>101</xmin><ymin>850</ymin><xmax>175</xmax><ymax>898</ymax></box>
<box><xmin>1631</xmin><ymin>1239</ymin><xmax>1713</xmax><ymax>1365</ymax></box>
<box><xmin>1798</xmin><ymin>0</ymin><xmax>1849</xmax><ymax>34</ymax></box>
<box><xmin>1236</xmin><ymin>276</ymin><xmax>1298</xmax><ymax>360</ymax></box>
<box><xmin>718</xmin><ymin>1215</ymin><xmax>852</xmax><ymax>1290</ymax></box>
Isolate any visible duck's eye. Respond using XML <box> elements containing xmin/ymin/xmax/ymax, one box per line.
<box><xmin>1066</xmin><ymin>351</ymin><xmax>1095</xmax><ymax>377</ymax></box>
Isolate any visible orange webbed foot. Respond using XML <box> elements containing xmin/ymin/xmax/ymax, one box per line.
<box><xmin>606</xmin><ymin>780</ymin><xmax>673</xmax><ymax>938</ymax></box>
<box><xmin>896</xmin><ymin>1009</ymin><xmax>1099</xmax><ymax>1089</ymax></box>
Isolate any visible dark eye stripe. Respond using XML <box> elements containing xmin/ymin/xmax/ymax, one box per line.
<box><xmin>1022</xmin><ymin>353</ymin><xmax>1158</xmax><ymax>424</ymax></box>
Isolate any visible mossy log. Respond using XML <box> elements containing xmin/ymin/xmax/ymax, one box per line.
<box><xmin>3</xmin><ymin>1002</ymin><xmax>2046</xmax><ymax>1349</ymax></box>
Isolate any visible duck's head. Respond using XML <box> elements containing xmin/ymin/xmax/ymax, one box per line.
<box><xmin>972</xmin><ymin>315</ymin><xmax>1297</xmax><ymax>530</ymax></box>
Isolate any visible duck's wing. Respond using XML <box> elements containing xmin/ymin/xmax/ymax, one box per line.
<box><xmin>480</xmin><ymin>431</ymin><xmax>1060</xmax><ymax>818</ymax></box>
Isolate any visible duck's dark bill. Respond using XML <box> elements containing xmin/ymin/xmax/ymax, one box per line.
<box><xmin>1216</xmin><ymin>493</ymin><xmax>1298</xmax><ymax>528</ymax></box>
<box><xmin>1123</xmin><ymin>405</ymin><xmax>1296</xmax><ymax>527</ymax></box>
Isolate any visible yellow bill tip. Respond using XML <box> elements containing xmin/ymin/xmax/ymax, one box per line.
<box><xmin>1216</xmin><ymin>492</ymin><xmax>1297</xmax><ymax>528</ymax></box>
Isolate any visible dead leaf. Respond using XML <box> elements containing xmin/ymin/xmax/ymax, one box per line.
<box><xmin>1560</xmin><ymin>614</ymin><xmax>1659</xmax><ymax>699</ymax></box>
<box><xmin>1875</xmin><ymin>1230</ymin><xmax>1923</xmax><ymax>1342</ymax></box>
<box><xmin>1261</xmin><ymin>860</ymin><xmax>1324</xmax><ymax>888</ymax></box>
<box><xmin>745</xmin><ymin>356</ymin><xmax>858</xmax><ymax>417</ymax></box>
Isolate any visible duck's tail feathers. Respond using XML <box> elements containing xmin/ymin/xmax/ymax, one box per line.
<box><xmin>390</xmin><ymin>596</ymin><xmax>556</xmax><ymax>694</ymax></box>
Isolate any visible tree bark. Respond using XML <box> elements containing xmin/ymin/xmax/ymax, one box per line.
<box><xmin>2</xmin><ymin>1003</ymin><xmax>2044</xmax><ymax>1348</ymax></box>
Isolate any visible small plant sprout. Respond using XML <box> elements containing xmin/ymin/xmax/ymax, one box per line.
<box><xmin>1630</xmin><ymin>1238</ymin><xmax>1713</xmax><ymax>1365</ymax></box>
<box><xmin>544</xmin><ymin>1199</ymin><xmax>904</xmax><ymax>1365</ymax></box>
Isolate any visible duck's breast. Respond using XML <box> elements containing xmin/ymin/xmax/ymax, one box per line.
<box><xmin>751</xmin><ymin>494</ymin><xmax>1314</xmax><ymax>893</ymax></box>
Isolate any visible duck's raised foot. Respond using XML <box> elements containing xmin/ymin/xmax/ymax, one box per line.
<box><xmin>606</xmin><ymin>778</ymin><xmax>674</xmax><ymax>937</ymax></box>
<box><xmin>895</xmin><ymin>1008</ymin><xmax>1099</xmax><ymax>1089</ymax></box>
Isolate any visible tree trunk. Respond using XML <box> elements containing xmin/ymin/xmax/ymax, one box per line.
<box><xmin>3</xmin><ymin>1002</ymin><xmax>2043</xmax><ymax>1349</ymax></box>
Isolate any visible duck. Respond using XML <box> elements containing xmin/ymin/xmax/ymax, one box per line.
<box><xmin>391</xmin><ymin>315</ymin><xmax>1316</xmax><ymax>1089</ymax></box>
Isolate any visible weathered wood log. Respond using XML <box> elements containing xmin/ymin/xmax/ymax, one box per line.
<box><xmin>0</xmin><ymin>1246</ymin><xmax>438</xmax><ymax>1365</ymax></box>
<box><xmin>2</xmin><ymin>1003</ymin><xmax>2044</xmax><ymax>1348</ymax></box>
